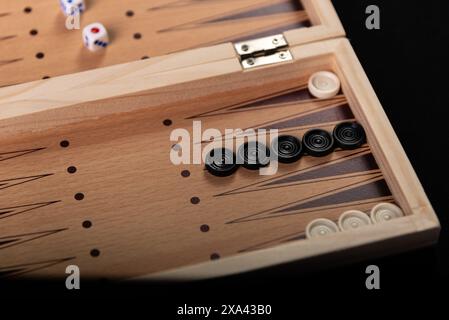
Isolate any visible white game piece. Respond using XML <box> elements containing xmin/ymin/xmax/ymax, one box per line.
<box><xmin>82</xmin><ymin>23</ymin><xmax>109</xmax><ymax>52</ymax></box>
<box><xmin>60</xmin><ymin>0</ymin><xmax>85</xmax><ymax>16</ymax></box>
<box><xmin>305</xmin><ymin>218</ymin><xmax>339</xmax><ymax>239</ymax></box>
<box><xmin>338</xmin><ymin>210</ymin><xmax>371</xmax><ymax>231</ymax></box>
<box><xmin>308</xmin><ymin>71</ymin><xmax>341</xmax><ymax>99</ymax></box>
<box><xmin>370</xmin><ymin>203</ymin><xmax>404</xmax><ymax>224</ymax></box>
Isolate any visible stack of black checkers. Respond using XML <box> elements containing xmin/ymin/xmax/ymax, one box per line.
<box><xmin>205</xmin><ymin>122</ymin><xmax>366</xmax><ymax>177</ymax></box>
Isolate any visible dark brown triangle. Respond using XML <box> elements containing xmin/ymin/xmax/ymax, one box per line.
<box><xmin>148</xmin><ymin>0</ymin><xmax>242</xmax><ymax>11</ymax></box>
<box><xmin>0</xmin><ymin>147</ymin><xmax>45</xmax><ymax>162</ymax></box>
<box><xmin>0</xmin><ymin>201</ymin><xmax>61</xmax><ymax>220</ymax></box>
<box><xmin>0</xmin><ymin>269</ymin><xmax>25</xmax><ymax>277</ymax></box>
<box><xmin>227</xmin><ymin>176</ymin><xmax>389</xmax><ymax>223</ymax></box>
<box><xmin>0</xmin><ymin>58</ymin><xmax>23</xmax><ymax>67</ymax></box>
<box><xmin>0</xmin><ymin>35</ymin><xmax>16</xmax><ymax>41</ymax></box>
<box><xmin>208</xmin><ymin>2</ymin><xmax>304</xmax><ymax>23</ymax></box>
<box><xmin>188</xmin><ymin>85</ymin><xmax>345</xmax><ymax>119</ymax></box>
<box><xmin>158</xmin><ymin>1</ymin><xmax>307</xmax><ymax>33</ymax></box>
<box><xmin>263</xmin><ymin>103</ymin><xmax>353</xmax><ymax>130</ymax></box>
<box><xmin>276</xmin><ymin>179</ymin><xmax>391</xmax><ymax>214</ymax></box>
<box><xmin>0</xmin><ymin>173</ymin><xmax>53</xmax><ymax>191</ymax></box>
<box><xmin>0</xmin><ymin>257</ymin><xmax>76</xmax><ymax>278</ymax></box>
<box><xmin>264</xmin><ymin>153</ymin><xmax>378</xmax><ymax>187</ymax></box>
<box><xmin>0</xmin><ymin>228</ymin><xmax>67</xmax><ymax>250</ymax></box>
<box><xmin>198</xmin><ymin>101</ymin><xmax>350</xmax><ymax>146</ymax></box>
<box><xmin>231</xmin><ymin>87</ymin><xmax>314</xmax><ymax>110</ymax></box>
<box><xmin>0</xmin><ymin>239</ymin><xmax>19</xmax><ymax>247</ymax></box>
<box><xmin>187</xmin><ymin>87</ymin><xmax>309</xmax><ymax>119</ymax></box>
<box><xmin>216</xmin><ymin>148</ymin><xmax>369</xmax><ymax>196</ymax></box>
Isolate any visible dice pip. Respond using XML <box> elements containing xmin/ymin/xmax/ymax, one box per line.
<box><xmin>60</xmin><ymin>0</ymin><xmax>85</xmax><ymax>16</ymax></box>
<box><xmin>82</xmin><ymin>23</ymin><xmax>109</xmax><ymax>52</ymax></box>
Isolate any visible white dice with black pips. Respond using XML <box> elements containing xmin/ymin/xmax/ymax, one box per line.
<box><xmin>83</xmin><ymin>23</ymin><xmax>109</xmax><ymax>52</ymax></box>
<box><xmin>60</xmin><ymin>0</ymin><xmax>85</xmax><ymax>16</ymax></box>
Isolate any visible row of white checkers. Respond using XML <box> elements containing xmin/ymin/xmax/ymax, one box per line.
<box><xmin>305</xmin><ymin>203</ymin><xmax>405</xmax><ymax>239</ymax></box>
<box><xmin>60</xmin><ymin>0</ymin><xmax>108</xmax><ymax>52</ymax></box>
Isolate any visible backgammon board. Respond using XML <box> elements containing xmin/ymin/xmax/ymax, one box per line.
<box><xmin>0</xmin><ymin>0</ymin><xmax>342</xmax><ymax>87</ymax></box>
<box><xmin>0</xmin><ymin>0</ymin><xmax>439</xmax><ymax>280</ymax></box>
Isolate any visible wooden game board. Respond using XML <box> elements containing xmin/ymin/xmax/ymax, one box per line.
<box><xmin>0</xmin><ymin>0</ymin><xmax>342</xmax><ymax>88</ymax></box>
<box><xmin>0</xmin><ymin>1</ymin><xmax>439</xmax><ymax>280</ymax></box>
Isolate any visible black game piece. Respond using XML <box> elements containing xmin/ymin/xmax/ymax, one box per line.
<box><xmin>205</xmin><ymin>148</ymin><xmax>239</xmax><ymax>177</ymax></box>
<box><xmin>333</xmin><ymin>122</ymin><xmax>367</xmax><ymax>149</ymax></box>
<box><xmin>302</xmin><ymin>129</ymin><xmax>335</xmax><ymax>157</ymax></box>
<box><xmin>237</xmin><ymin>141</ymin><xmax>270</xmax><ymax>170</ymax></box>
<box><xmin>271</xmin><ymin>135</ymin><xmax>303</xmax><ymax>163</ymax></box>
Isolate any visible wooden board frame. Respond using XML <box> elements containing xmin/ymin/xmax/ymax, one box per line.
<box><xmin>144</xmin><ymin>39</ymin><xmax>442</xmax><ymax>280</ymax></box>
<box><xmin>285</xmin><ymin>0</ymin><xmax>345</xmax><ymax>46</ymax></box>
<box><xmin>0</xmin><ymin>0</ymin><xmax>344</xmax><ymax>88</ymax></box>
<box><xmin>0</xmin><ymin>36</ymin><xmax>439</xmax><ymax>280</ymax></box>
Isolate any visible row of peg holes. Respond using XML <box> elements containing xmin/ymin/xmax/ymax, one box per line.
<box><xmin>22</xmin><ymin>5</ymin><xmax>212</xmax><ymax>262</ymax></box>
<box><xmin>169</xmin><ymin>120</ymin><xmax>220</xmax><ymax>261</ymax></box>
<box><xmin>56</xmin><ymin>104</ymin><xmax>221</xmax><ymax>261</ymax></box>
<box><xmin>61</xmin><ymin>139</ymin><xmax>99</xmax><ymax>258</ymax></box>
<box><xmin>62</xmin><ymin>136</ymin><xmax>218</xmax><ymax>260</ymax></box>
<box><xmin>23</xmin><ymin>7</ymin><xmax>148</xmax><ymax>79</ymax></box>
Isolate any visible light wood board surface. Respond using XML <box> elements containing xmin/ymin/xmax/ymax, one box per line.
<box><xmin>0</xmin><ymin>0</ymin><xmax>437</xmax><ymax>280</ymax></box>
<box><xmin>0</xmin><ymin>39</ymin><xmax>439</xmax><ymax>279</ymax></box>
<box><xmin>0</xmin><ymin>80</ymin><xmax>393</xmax><ymax>278</ymax></box>
<box><xmin>1</xmin><ymin>0</ymin><xmax>318</xmax><ymax>87</ymax></box>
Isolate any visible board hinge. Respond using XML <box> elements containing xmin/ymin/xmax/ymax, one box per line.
<box><xmin>234</xmin><ymin>34</ymin><xmax>293</xmax><ymax>69</ymax></box>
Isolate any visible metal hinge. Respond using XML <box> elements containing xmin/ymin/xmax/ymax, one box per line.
<box><xmin>234</xmin><ymin>34</ymin><xmax>293</xmax><ymax>69</ymax></box>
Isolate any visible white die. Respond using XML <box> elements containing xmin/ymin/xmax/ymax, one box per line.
<box><xmin>60</xmin><ymin>0</ymin><xmax>85</xmax><ymax>16</ymax></box>
<box><xmin>82</xmin><ymin>23</ymin><xmax>109</xmax><ymax>52</ymax></box>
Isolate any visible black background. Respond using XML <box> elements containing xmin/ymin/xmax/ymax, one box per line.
<box><xmin>2</xmin><ymin>0</ymin><xmax>449</xmax><ymax>313</ymax></box>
